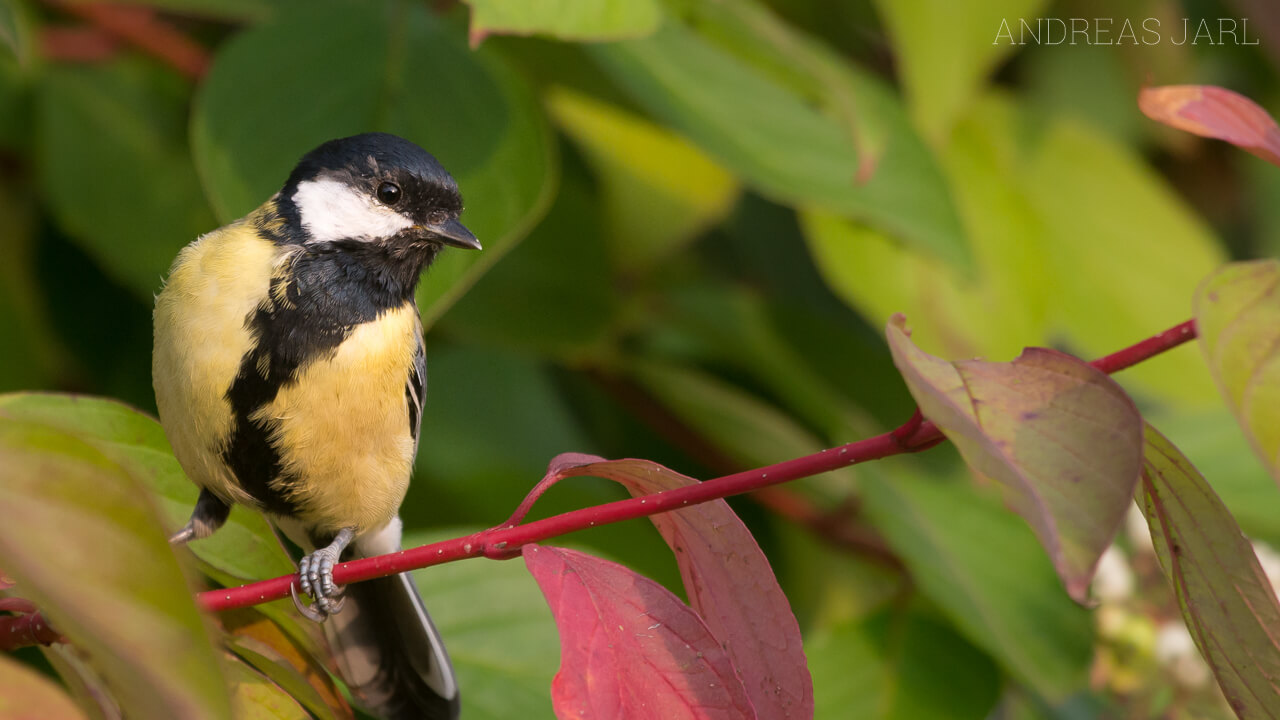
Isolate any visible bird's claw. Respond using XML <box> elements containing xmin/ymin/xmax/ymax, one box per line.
<box><xmin>290</xmin><ymin>582</ymin><xmax>327</xmax><ymax>622</ymax></box>
<box><xmin>291</xmin><ymin>547</ymin><xmax>346</xmax><ymax>621</ymax></box>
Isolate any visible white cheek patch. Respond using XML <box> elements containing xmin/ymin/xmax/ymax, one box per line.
<box><xmin>292</xmin><ymin>178</ymin><xmax>414</xmax><ymax>243</ymax></box>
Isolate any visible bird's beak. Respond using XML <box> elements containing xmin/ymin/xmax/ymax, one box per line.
<box><xmin>423</xmin><ymin>218</ymin><xmax>481</xmax><ymax>250</ymax></box>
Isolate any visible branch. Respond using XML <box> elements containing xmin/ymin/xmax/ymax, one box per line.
<box><xmin>1089</xmin><ymin>318</ymin><xmax>1196</xmax><ymax>374</ymax></box>
<box><xmin>195</xmin><ymin>318</ymin><xmax>1198</xmax><ymax>613</ymax></box>
<box><xmin>0</xmin><ymin>598</ymin><xmax>62</xmax><ymax>651</ymax></box>
<box><xmin>44</xmin><ymin>2</ymin><xmax>210</xmax><ymax>79</ymax></box>
<box><xmin>41</xmin><ymin>26</ymin><xmax>118</xmax><ymax>63</ymax></box>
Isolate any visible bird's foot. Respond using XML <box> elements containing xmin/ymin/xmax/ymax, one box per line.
<box><xmin>291</xmin><ymin>527</ymin><xmax>355</xmax><ymax>622</ymax></box>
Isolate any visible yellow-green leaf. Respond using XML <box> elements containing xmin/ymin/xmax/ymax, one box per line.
<box><xmin>224</xmin><ymin>653</ymin><xmax>310</xmax><ymax>720</ymax></box>
<box><xmin>1194</xmin><ymin>260</ymin><xmax>1280</xmax><ymax>483</ymax></box>
<box><xmin>546</xmin><ymin>87</ymin><xmax>737</xmax><ymax>272</ymax></box>
<box><xmin>886</xmin><ymin>315</ymin><xmax>1144</xmax><ymax>600</ymax></box>
<box><xmin>589</xmin><ymin>13</ymin><xmax>969</xmax><ymax>268</ymax></box>
<box><xmin>873</xmin><ymin>0</ymin><xmax>1047</xmax><ymax>140</ymax></box>
<box><xmin>0</xmin><ymin>419</ymin><xmax>231</xmax><ymax>719</ymax></box>
<box><xmin>1140</xmin><ymin>423</ymin><xmax>1280</xmax><ymax>718</ymax></box>
<box><xmin>0</xmin><ymin>393</ymin><xmax>293</xmax><ymax>582</ymax></box>
<box><xmin>804</xmin><ymin>96</ymin><xmax>1223</xmax><ymax>406</ymax></box>
<box><xmin>0</xmin><ymin>0</ymin><xmax>24</xmax><ymax>61</ymax></box>
<box><xmin>800</xmin><ymin>95</ymin><xmax>1047</xmax><ymax>362</ymax></box>
<box><xmin>1027</xmin><ymin>119</ymin><xmax>1223</xmax><ymax>405</ymax></box>
<box><xmin>463</xmin><ymin>0</ymin><xmax>662</xmax><ymax>44</ymax></box>
<box><xmin>222</xmin><ymin>607</ymin><xmax>350</xmax><ymax>720</ymax></box>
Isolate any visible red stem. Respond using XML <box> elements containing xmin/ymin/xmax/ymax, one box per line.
<box><xmin>45</xmin><ymin>2</ymin><xmax>210</xmax><ymax>79</ymax></box>
<box><xmin>195</xmin><ymin>318</ymin><xmax>1199</xmax><ymax>613</ymax></box>
<box><xmin>1090</xmin><ymin>319</ymin><xmax>1197</xmax><ymax>374</ymax></box>
<box><xmin>0</xmin><ymin>609</ymin><xmax>63</xmax><ymax>650</ymax></box>
<box><xmin>41</xmin><ymin>27</ymin><xmax>119</xmax><ymax>62</ymax></box>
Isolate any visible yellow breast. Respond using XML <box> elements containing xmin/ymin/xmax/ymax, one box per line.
<box><xmin>153</xmin><ymin>221</ymin><xmax>280</xmax><ymax>507</ymax></box>
<box><xmin>259</xmin><ymin>303</ymin><xmax>421</xmax><ymax>533</ymax></box>
<box><xmin>154</xmin><ymin>220</ymin><xmax>422</xmax><ymax>536</ymax></box>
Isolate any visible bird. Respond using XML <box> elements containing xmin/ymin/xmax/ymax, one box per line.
<box><xmin>153</xmin><ymin>132</ymin><xmax>479</xmax><ymax>720</ymax></box>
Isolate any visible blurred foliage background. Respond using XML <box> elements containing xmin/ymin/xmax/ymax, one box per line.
<box><xmin>2</xmin><ymin>0</ymin><xmax>1279</xmax><ymax>717</ymax></box>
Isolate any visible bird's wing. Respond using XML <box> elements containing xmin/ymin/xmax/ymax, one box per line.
<box><xmin>406</xmin><ymin>334</ymin><xmax>426</xmax><ymax>453</ymax></box>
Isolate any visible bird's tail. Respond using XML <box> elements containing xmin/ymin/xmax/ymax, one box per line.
<box><xmin>279</xmin><ymin>516</ymin><xmax>459</xmax><ymax>720</ymax></box>
<box><xmin>322</xmin><ymin>569</ymin><xmax>459</xmax><ymax>720</ymax></box>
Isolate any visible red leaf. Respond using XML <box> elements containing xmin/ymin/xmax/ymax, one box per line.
<box><xmin>1139</xmin><ymin>85</ymin><xmax>1280</xmax><ymax>167</ymax></box>
<box><xmin>886</xmin><ymin>316</ymin><xmax>1143</xmax><ymax>602</ymax></box>
<box><xmin>523</xmin><ymin>545</ymin><xmax>758</xmax><ymax>720</ymax></box>
<box><xmin>552</xmin><ymin>456</ymin><xmax>813</xmax><ymax>719</ymax></box>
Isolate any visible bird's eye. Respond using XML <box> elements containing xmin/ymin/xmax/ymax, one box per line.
<box><xmin>376</xmin><ymin>181</ymin><xmax>402</xmax><ymax>205</ymax></box>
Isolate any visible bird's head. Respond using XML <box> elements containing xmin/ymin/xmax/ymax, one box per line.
<box><xmin>276</xmin><ymin>132</ymin><xmax>481</xmax><ymax>252</ymax></box>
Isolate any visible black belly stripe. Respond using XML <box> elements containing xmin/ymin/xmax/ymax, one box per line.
<box><xmin>223</xmin><ymin>354</ymin><xmax>298</xmax><ymax>515</ymax></box>
<box><xmin>221</xmin><ymin>244</ymin><xmax>424</xmax><ymax>517</ymax></box>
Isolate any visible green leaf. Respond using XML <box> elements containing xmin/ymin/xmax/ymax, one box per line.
<box><xmin>588</xmin><ymin>13</ymin><xmax>968</xmax><ymax>268</ymax></box>
<box><xmin>659</xmin><ymin>277</ymin><xmax>890</xmax><ymax>444</ymax></box>
<box><xmin>0</xmin><ymin>179</ymin><xmax>68</xmax><ymax>391</ymax></box>
<box><xmin>862</xmin><ymin>467</ymin><xmax>1094</xmax><ymax>700</ymax></box>
<box><xmin>0</xmin><ymin>0</ymin><xmax>28</xmax><ymax>62</ymax></box>
<box><xmin>0</xmin><ymin>393</ymin><xmax>294</xmax><ymax>582</ymax></box>
<box><xmin>192</xmin><ymin>0</ymin><xmax>556</xmax><ymax>328</ymax></box>
<box><xmin>36</xmin><ymin>645</ymin><xmax>118</xmax><ymax>720</ymax></box>
<box><xmin>406</xmin><ymin>528</ymin><xmax>561</xmax><ymax>720</ymax></box>
<box><xmin>1247</xmin><ymin>153</ymin><xmax>1280</xmax><ymax>259</ymax></box>
<box><xmin>872</xmin><ymin>0</ymin><xmax>1047</xmax><ymax>140</ymax></box>
<box><xmin>1194</xmin><ymin>260</ymin><xmax>1280</xmax><ymax>483</ymax></box>
<box><xmin>886</xmin><ymin>316</ymin><xmax>1143</xmax><ymax>600</ymax></box>
<box><xmin>707</xmin><ymin>197</ymin><xmax>914</xmax><ymax>429</ymax></box>
<box><xmin>0</xmin><ymin>652</ymin><xmax>88</xmax><ymax>720</ymax></box>
<box><xmin>1140</xmin><ymin>423</ymin><xmax>1280</xmax><ymax>718</ymax></box>
<box><xmin>113</xmin><ymin>0</ymin><xmax>281</xmax><ymax>20</ymax></box>
<box><xmin>0</xmin><ymin>36</ymin><xmax>32</xmax><ymax>151</ymax></box>
<box><xmin>547</xmin><ymin>86</ymin><xmax>738</xmax><ymax>273</ymax></box>
<box><xmin>437</xmin><ymin>163</ymin><xmax>617</xmax><ymax>357</ymax></box>
<box><xmin>36</xmin><ymin>58</ymin><xmax>217</xmax><ymax>300</ymax></box>
<box><xmin>409</xmin><ymin>346</ymin><xmax>596</xmax><ymax>524</ymax></box>
<box><xmin>626</xmin><ymin>358</ymin><xmax>857</xmax><ymax>497</ymax></box>
<box><xmin>408</xmin><ymin>346</ymin><xmax>685</xmax><ymax>592</ymax></box>
<box><xmin>0</xmin><ymin>418</ymin><xmax>231</xmax><ymax>719</ymax></box>
<box><xmin>772</xmin><ymin>520</ymin><xmax>907</xmax><ymax>638</ymax></box>
<box><xmin>809</xmin><ymin>606</ymin><xmax>999</xmax><ymax>720</ymax></box>
<box><xmin>463</xmin><ymin>0</ymin><xmax>662</xmax><ymax>43</ymax></box>
<box><xmin>1145</xmin><ymin>407</ymin><xmax>1280</xmax><ymax>549</ymax></box>
<box><xmin>1023</xmin><ymin>42</ymin><xmax>1145</xmax><ymax>145</ymax></box>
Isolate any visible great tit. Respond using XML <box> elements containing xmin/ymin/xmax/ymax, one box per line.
<box><xmin>153</xmin><ymin>132</ymin><xmax>478</xmax><ymax>720</ymax></box>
